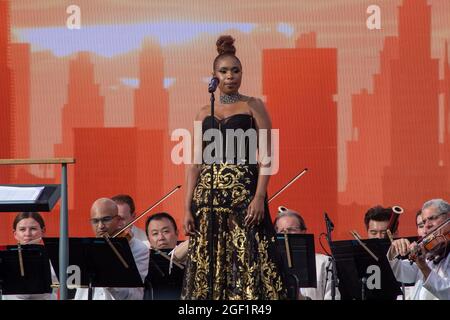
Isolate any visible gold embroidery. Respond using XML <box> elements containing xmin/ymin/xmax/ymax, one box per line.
<box><xmin>182</xmin><ymin>163</ymin><xmax>286</xmax><ymax>300</ymax></box>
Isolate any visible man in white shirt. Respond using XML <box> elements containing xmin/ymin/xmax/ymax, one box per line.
<box><xmin>399</xmin><ymin>209</ymin><xmax>426</xmax><ymax>300</ymax></box>
<box><xmin>145</xmin><ymin>212</ymin><xmax>189</xmax><ymax>264</ymax></box>
<box><xmin>274</xmin><ymin>206</ymin><xmax>340</xmax><ymax>300</ymax></box>
<box><xmin>112</xmin><ymin>194</ymin><xmax>150</xmax><ymax>248</ymax></box>
<box><xmin>143</xmin><ymin>212</ymin><xmax>187</xmax><ymax>299</ymax></box>
<box><xmin>387</xmin><ymin>199</ymin><xmax>449</xmax><ymax>300</ymax></box>
<box><xmin>74</xmin><ymin>198</ymin><xmax>149</xmax><ymax>300</ymax></box>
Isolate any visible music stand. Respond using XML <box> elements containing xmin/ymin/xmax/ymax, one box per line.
<box><xmin>0</xmin><ymin>184</ymin><xmax>61</xmax><ymax>212</ymax></box>
<box><xmin>43</xmin><ymin>237</ymin><xmax>144</xmax><ymax>300</ymax></box>
<box><xmin>276</xmin><ymin>233</ymin><xmax>317</xmax><ymax>300</ymax></box>
<box><xmin>0</xmin><ymin>158</ymin><xmax>75</xmax><ymax>299</ymax></box>
<box><xmin>330</xmin><ymin>238</ymin><xmax>402</xmax><ymax>300</ymax></box>
<box><xmin>144</xmin><ymin>248</ymin><xmax>185</xmax><ymax>300</ymax></box>
<box><xmin>0</xmin><ymin>244</ymin><xmax>52</xmax><ymax>299</ymax></box>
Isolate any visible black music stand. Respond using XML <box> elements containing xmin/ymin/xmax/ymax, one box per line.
<box><xmin>43</xmin><ymin>237</ymin><xmax>144</xmax><ymax>300</ymax></box>
<box><xmin>144</xmin><ymin>247</ymin><xmax>185</xmax><ymax>300</ymax></box>
<box><xmin>0</xmin><ymin>244</ymin><xmax>52</xmax><ymax>299</ymax></box>
<box><xmin>0</xmin><ymin>184</ymin><xmax>61</xmax><ymax>212</ymax></box>
<box><xmin>330</xmin><ymin>238</ymin><xmax>402</xmax><ymax>300</ymax></box>
<box><xmin>276</xmin><ymin>233</ymin><xmax>317</xmax><ymax>300</ymax></box>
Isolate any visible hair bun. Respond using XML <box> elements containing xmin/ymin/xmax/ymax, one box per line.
<box><xmin>216</xmin><ymin>35</ymin><xmax>236</xmax><ymax>55</ymax></box>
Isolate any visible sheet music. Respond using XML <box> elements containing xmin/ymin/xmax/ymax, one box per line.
<box><xmin>0</xmin><ymin>186</ymin><xmax>45</xmax><ymax>201</ymax></box>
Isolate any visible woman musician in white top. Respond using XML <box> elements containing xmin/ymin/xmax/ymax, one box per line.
<box><xmin>2</xmin><ymin>212</ymin><xmax>57</xmax><ymax>300</ymax></box>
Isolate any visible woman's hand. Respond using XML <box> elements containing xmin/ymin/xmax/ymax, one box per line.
<box><xmin>245</xmin><ymin>195</ymin><xmax>265</xmax><ymax>227</ymax></box>
<box><xmin>183</xmin><ymin>209</ymin><xmax>196</xmax><ymax>236</ymax></box>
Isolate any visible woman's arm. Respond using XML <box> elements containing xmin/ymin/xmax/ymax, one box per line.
<box><xmin>183</xmin><ymin>107</ymin><xmax>207</xmax><ymax>235</ymax></box>
<box><xmin>184</xmin><ymin>163</ymin><xmax>201</xmax><ymax>235</ymax></box>
<box><xmin>245</xmin><ymin>98</ymin><xmax>273</xmax><ymax>227</ymax></box>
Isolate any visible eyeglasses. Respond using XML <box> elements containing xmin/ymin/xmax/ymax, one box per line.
<box><xmin>418</xmin><ymin>212</ymin><xmax>447</xmax><ymax>228</ymax></box>
<box><xmin>90</xmin><ymin>215</ymin><xmax>119</xmax><ymax>225</ymax></box>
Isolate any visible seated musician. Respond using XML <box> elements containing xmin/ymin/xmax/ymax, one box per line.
<box><xmin>144</xmin><ymin>212</ymin><xmax>187</xmax><ymax>300</ymax></box>
<box><xmin>364</xmin><ymin>206</ymin><xmax>399</xmax><ymax>239</ymax></box>
<box><xmin>274</xmin><ymin>206</ymin><xmax>340</xmax><ymax>300</ymax></box>
<box><xmin>387</xmin><ymin>199</ymin><xmax>449</xmax><ymax>300</ymax></box>
<box><xmin>400</xmin><ymin>209</ymin><xmax>426</xmax><ymax>300</ymax></box>
<box><xmin>112</xmin><ymin>194</ymin><xmax>150</xmax><ymax>248</ymax></box>
<box><xmin>145</xmin><ymin>212</ymin><xmax>188</xmax><ymax>263</ymax></box>
<box><xmin>2</xmin><ymin>212</ymin><xmax>58</xmax><ymax>300</ymax></box>
<box><xmin>415</xmin><ymin>209</ymin><xmax>426</xmax><ymax>238</ymax></box>
<box><xmin>74</xmin><ymin>198</ymin><xmax>149</xmax><ymax>300</ymax></box>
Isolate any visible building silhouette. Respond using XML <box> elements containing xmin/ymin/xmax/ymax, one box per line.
<box><xmin>0</xmin><ymin>0</ymin><xmax>13</xmax><ymax>183</ymax></box>
<box><xmin>382</xmin><ymin>0</ymin><xmax>448</xmax><ymax>215</ymax></box>
<box><xmin>263</xmin><ymin>32</ymin><xmax>338</xmax><ymax>238</ymax></box>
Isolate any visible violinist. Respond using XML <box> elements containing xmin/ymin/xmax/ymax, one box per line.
<box><xmin>143</xmin><ymin>212</ymin><xmax>188</xmax><ymax>300</ymax></box>
<box><xmin>145</xmin><ymin>212</ymin><xmax>189</xmax><ymax>264</ymax></box>
<box><xmin>112</xmin><ymin>194</ymin><xmax>150</xmax><ymax>248</ymax></box>
<box><xmin>74</xmin><ymin>198</ymin><xmax>149</xmax><ymax>300</ymax></box>
<box><xmin>387</xmin><ymin>199</ymin><xmax>449</xmax><ymax>300</ymax></box>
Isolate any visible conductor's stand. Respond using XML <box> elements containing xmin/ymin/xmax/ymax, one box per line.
<box><xmin>144</xmin><ymin>247</ymin><xmax>185</xmax><ymax>300</ymax></box>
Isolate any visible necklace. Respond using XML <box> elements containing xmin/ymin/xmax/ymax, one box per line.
<box><xmin>220</xmin><ymin>93</ymin><xmax>241</xmax><ymax>104</ymax></box>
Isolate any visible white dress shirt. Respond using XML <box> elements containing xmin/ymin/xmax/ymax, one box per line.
<box><xmin>387</xmin><ymin>248</ymin><xmax>450</xmax><ymax>300</ymax></box>
<box><xmin>300</xmin><ymin>253</ymin><xmax>341</xmax><ymax>300</ymax></box>
<box><xmin>131</xmin><ymin>225</ymin><xmax>150</xmax><ymax>249</ymax></box>
<box><xmin>74</xmin><ymin>237</ymin><xmax>149</xmax><ymax>300</ymax></box>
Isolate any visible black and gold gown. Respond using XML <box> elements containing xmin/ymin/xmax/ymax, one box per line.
<box><xmin>181</xmin><ymin>113</ymin><xmax>286</xmax><ymax>300</ymax></box>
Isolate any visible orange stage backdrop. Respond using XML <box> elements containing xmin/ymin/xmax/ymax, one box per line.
<box><xmin>1</xmin><ymin>0</ymin><xmax>449</xmax><ymax>249</ymax></box>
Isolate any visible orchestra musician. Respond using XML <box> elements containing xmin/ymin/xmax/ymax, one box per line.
<box><xmin>364</xmin><ymin>206</ymin><xmax>399</xmax><ymax>239</ymax></box>
<box><xmin>143</xmin><ymin>212</ymin><xmax>188</xmax><ymax>300</ymax></box>
<box><xmin>112</xmin><ymin>194</ymin><xmax>150</xmax><ymax>248</ymax></box>
<box><xmin>2</xmin><ymin>212</ymin><xmax>58</xmax><ymax>300</ymax></box>
<box><xmin>274</xmin><ymin>206</ymin><xmax>340</xmax><ymax>300</ymax></box>
<box><xmin>387</xmin><ymin>199</ymin><xmax>449</xmax><ymax>300</ymax></box>
<box><xmin>74</xmin><ymin>198</ymin><xmax>149</xmax><ymax>300</ymax></box>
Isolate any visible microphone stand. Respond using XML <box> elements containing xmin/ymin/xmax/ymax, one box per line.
<box><xmin>208</xmin><ymin>88</ymin><xmax>216</xmax><ymax>300</ymax></box>
<box><xmin>324</xmin><ymin>212</ymin><xmax>338</xmax><ymax>300</ymax></box>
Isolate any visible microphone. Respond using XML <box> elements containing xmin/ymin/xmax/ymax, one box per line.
<box><xmin>208</xmin><ymin>77</ymin><xmax>219</xmax><ymax>93</ymax></box>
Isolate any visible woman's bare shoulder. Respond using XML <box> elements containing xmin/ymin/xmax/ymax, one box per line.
<box><xmin>246</xmin><ymin>96</ymin><xmax>267</xmax><ymax>114</ymax></box>
<box><xmin>195</xmin><ymin>105</ymin><xmax>211</xmax><ymax>121</ymax></box>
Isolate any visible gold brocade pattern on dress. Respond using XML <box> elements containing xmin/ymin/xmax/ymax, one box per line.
<box><xmin>181</xmin><ymin>163</ymin><xmax>286</xmax><ymax>300</ymax></box>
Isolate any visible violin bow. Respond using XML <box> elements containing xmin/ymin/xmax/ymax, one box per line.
<box><xmin>112</xmin><ymin>185</ymin><xmax>182</xmax><ymax>238</ymax></box>
<box><xmin>268</xmin><ymin>168</ymin><xmax>308</xmax><ymax>203</ymax></box>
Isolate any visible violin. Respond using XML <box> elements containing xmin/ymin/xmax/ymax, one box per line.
<box><xmin>409</xmin><ymin>218</ymin><xmax>450</xmax><ymax>264</ymax></box>
<box><xmin>115</xmin><ymin>228</ymin><xmax>133</xmax><ymax>242</ymax></box>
